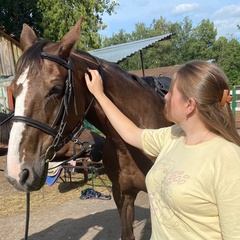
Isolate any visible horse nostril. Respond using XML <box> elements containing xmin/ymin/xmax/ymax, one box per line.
<box><xmin>19</xmin><ymin>169</ymin><xmax>29</xmax><ymax>184</ymax></box>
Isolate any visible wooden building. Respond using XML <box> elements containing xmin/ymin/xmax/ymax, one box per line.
<box><xmin>128</xmin><ymin>65</ymin><xmax>182</xmax><ymax>79</ymax></box>
<box><xmin>0</xmin><ymin>27</ymin><xmax>22</xmax><ymax>112</ymax></box>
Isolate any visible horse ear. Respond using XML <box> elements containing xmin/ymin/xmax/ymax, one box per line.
<box><xmin>56</xmin><ymin>17</ymin><xmax>83</xmax><ymax>60</ymax></box>
<box><xmin>20</xmin><ymin>24</ymin><xmax>38</xmax><ymax>51</ymax></box>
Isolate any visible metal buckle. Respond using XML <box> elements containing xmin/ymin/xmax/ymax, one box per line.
<box><xmin>45</xmin><ymin>145</ymin><xmax>56</xmax><ymax>163</ymax></box>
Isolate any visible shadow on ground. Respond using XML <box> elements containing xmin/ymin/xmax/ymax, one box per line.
<box><xmin>26</xmin><ymin>205</ymin><xmax>151</xmax><ymax>240</ymax></box>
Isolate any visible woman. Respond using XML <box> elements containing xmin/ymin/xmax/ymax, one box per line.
<box><xmin>85</xmin><ymin>60</ymin><xmax>240</xmax><ymax>239</ymax></box>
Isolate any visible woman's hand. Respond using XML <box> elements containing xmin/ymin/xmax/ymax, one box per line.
<box><xmin>84</xmin><ymin>68</ymin><xmax>143</xmax><ymax>149</ymax></box>
<box><xmin>85</xmin><ymin>68</ymin><xmax>104</xmax><ymax>98</ymax></box>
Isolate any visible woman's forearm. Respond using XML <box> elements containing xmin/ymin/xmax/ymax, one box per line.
<box><xmin>95</xmin><ymin>92</ymin><xmax>143</xmax><ymax>149</ymax></box>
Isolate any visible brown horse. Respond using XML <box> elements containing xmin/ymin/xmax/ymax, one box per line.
<box><xmin>5</xmin><ymin>18</ymin><xmax>172</xmax><ymax>239</ymax></box>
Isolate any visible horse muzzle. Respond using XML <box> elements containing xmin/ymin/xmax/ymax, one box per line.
<box><xmin>5</xmin><ymin>156</ymin><xmax>48</xmax><ymax>192</ymax></box>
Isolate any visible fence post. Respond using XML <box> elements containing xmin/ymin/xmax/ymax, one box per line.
<box><xmin>232</xmin><ymin>85</ymin><xmax>237</xmax><ymax>118</ymax></box>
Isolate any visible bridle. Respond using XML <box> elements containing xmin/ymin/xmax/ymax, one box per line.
<box><xmin>11</xmin><ymin>52</ymin><xmax>97</xmax><ymax>162</ymax></box>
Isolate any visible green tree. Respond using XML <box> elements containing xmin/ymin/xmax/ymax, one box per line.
<box><xmin>0</xmin><ymin>0</ymin><xmax>118</xmax><ymax>50</ymax></box>
<box><xmin>119</xmin><ymin>23</ymin><xmax>152</xmax><ymax>70</ymax></box>
<box><xmin>212</xmin><ymin>36</ymin><xmax>228</xmax><ymax>64</ymax></box>
<box><xmin>102</xmin><ymin>29</ymin><xmax>131</xmax><ymax>46</ymax></box>
<box><xmin>37</xmin><ymin>0</ymin><xmax>118</xmax><ymax>50</ymax></box>
<box><xmin>213</xmin><ymin>37</ymin><xmax>240</xmax><ymax>86</ymax></box>
<box><xmin>144</xmin><ymin>17</ymin><xmax>175</xmax><ymax>68</ymax></box>
<box><xmin>0</xmin><ymin>0</ymin><xmax>43</xmax><ymax>37</ymax></box>
<box><xmin>189</xmin><ymin>19</ymin><xmax>217</xmax><ymax>60</ymax></box>
<box><xmin>169</xmin><ymin>17</ymin><xmax>194</xmax><ymax>63</ymax></box>
<box><xmin>105</xmin><ymin>17</ymin><xmax>175</xmax><ymax>71</ymax></box>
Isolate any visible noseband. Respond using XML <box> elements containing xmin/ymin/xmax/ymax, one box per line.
<box><xmin>11</xmin><ymin>52</ymin><xmax>95</xmax><ymax>161</ymax></box>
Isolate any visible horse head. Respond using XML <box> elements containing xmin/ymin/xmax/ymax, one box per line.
<box><xmin>5</xmin><ymin>18</ymin><xmax>91</xmax><ymax>191</ymax></box>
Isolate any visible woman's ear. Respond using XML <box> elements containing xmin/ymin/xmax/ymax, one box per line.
<box><xmin>186</xmin><ymin>97</ymin><xmax>196</xmax><ymax>115</ymax></box>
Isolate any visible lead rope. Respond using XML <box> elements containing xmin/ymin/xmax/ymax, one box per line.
<box><xmin>25</xmin><ymin>192</ymin><xmax>30</xmax><ymax>240</ymax></box>
<box><xmin>22</xmin><ymin>53</ymin><xmax>103</xmax><ymax>240</ymax></box>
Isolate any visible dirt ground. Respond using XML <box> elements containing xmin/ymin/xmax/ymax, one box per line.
<box><xmin>0</xmin><ymin>156</ymin><xmax>151</xmax><ymax>240</ymax></box>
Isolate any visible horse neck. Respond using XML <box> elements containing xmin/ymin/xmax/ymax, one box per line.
<box><xmin>71</xmin><ymin>55</ymin><xmax>128</xmax><ymax>133</ymax></box>
<box><xmin>87</xmin><ymin>69</ymin><xmax>167</xmax><ymax>136</ymax></box>
<box><xmin>71</xmin><ymin>51</ymin><xmax>168</xmax><ymax>136</ymax></box>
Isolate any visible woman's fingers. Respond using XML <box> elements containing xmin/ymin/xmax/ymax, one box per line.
<box><xmin>85</xmin><ymin>69</ymin><xmax>103</xmax><ymax>96</ymax></box>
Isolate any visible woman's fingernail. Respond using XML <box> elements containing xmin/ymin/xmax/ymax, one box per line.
<box><xmin>84</xmin><ymin>73</ymin><xmax>88</xmax><ymax>77</ymax></box>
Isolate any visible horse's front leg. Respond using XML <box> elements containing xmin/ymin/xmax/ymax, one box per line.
<box><xmin>112</xmin><ymin>184</ymin><xmax>138</xmax><ymax>240</ymax></box>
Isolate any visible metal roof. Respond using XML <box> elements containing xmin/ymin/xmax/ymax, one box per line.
<box><xmin>88</xmin><ymin>33</ymin><xmax>173</xmax><ymax>63</ymax></box>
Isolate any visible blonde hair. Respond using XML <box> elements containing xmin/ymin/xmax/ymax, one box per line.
<box><xmin>175</xmin><ymin>60</ymin><xmax>240</xmax><ymax>146</ymax></box>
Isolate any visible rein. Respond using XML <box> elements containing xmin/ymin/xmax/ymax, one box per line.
<box><xmin>0</xmin><ymin>111</ymin><xmax>14</xmax><ymax>126</ymax></box>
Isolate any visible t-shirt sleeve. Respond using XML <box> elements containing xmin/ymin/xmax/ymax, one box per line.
<box><xmin>216</xmin><ymin>179</ymin><xmax>240</xmax><ymax>239</ymax></box>
<box><xmin>215</xmin><ymin>146</ymin><xmax>240</xmax><ymax>239</ymax></box>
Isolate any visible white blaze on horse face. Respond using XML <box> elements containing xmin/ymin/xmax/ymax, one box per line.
<box><xmin>7</xmin><ymin>67</ymin><xmax>30</xmax><ymax>181</ymax></box>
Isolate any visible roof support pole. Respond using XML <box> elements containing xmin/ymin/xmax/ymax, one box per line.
<box><xmin>140</xmin><ymin>50</ymin><xmax>145</xmax><ymax>76</ymax></box>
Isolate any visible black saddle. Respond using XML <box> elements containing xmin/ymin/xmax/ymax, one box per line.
<box><xmin>141</xmin><ymin>76</ymin><xmax>172</xmax><ymax>99</ymax></box>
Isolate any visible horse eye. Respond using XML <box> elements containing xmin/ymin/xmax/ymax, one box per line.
<box><xmin>48</xmin><ymin>85</ymin><xmax>63</xmax><ymax>97</ymax></box>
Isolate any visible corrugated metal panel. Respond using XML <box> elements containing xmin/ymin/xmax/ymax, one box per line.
<box><xmin>88</xmin><ymin>33</ymin><xmax>173</xmax><ymax>63</ymax></box>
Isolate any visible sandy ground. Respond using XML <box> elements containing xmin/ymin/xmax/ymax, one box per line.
<box><xmin>0</xmin><ymin>156</ymin><xmax>151</xmax><ymax>240</ymax></box>
<box><xmin>0</xmin><ymin>192</ymin><xmax>150</xmax><ymax>240</ymax></box>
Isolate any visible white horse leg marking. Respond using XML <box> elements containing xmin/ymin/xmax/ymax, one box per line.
<box><xmin>7</xmin><ymin>67</ymin><xmax>29</xmax><ymax>181</ymax></box>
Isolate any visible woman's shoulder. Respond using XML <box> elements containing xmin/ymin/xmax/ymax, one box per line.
<box><xmin>142</xmin><ymin>124</ymin><xmax>184</xmax><ymax>146</ymax></box>
<box><xmin>211</xmin><ymin>137</ymin><xmax>240</xmax><ymax>188</ymax></box>
<box><xmin>141</xmin><ymin>125</ymin><xmax>183</xmax><ymax>157</ymax></box>
<box><xmin>143</xmin><ymin>124</ymin><xmax>184</xmax><ymax>136</ymax></box>
<box><xmin>211</xmin><ymin>137</ymin><xmax>240</xmax><ymax>166</ymax></box>
<box><xmin>215</xmin><ymin>136</ymin><xmax>240</xmax><ymax>151</ymax></box>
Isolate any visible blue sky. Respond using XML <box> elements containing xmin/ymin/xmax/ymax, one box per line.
<box><xmin>100</xmin><ymin>0</ymin><xmax>240</xmax><ymax>40</ymax></box>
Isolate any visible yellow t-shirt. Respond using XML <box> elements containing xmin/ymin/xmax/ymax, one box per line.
<box><xmin>142</xmin><ymin>125</ymin><xmax>240</xmax><ymax>240</ymax></box>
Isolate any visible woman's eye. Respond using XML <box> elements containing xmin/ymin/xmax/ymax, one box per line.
<box><xmin>48</xmin><ymin>85</ymin><xmax>63</xmax><ymax>97</ymax></box>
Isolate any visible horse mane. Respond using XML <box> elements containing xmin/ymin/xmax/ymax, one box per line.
<box><xmin>73</xmin><ymin>49</ymin><xmax>159</xmax><ymax>95</ymax></box>
<box><xmin>16</xmin><ymin>40</ymin><xmax>50</xmax><ymax>78</ymax></box>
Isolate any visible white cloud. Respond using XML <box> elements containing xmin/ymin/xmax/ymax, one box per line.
<box><xmin>214</xmin><ymin>4</ymin><xmax>240</xmax><ymax>18</ymax></box>
<box><xmin>213</xmin><ymin>4</ymin><xmax>240</xmax><ymax>39</ymax></box>
<box><xmin>214</xmin><ymin>19</ymin><xmax>240</xmax><ymax>39</ymax></box>
<box><xmin>172</xmin><ymin>3</ymin><xmax>199</xmax><ymax>14</ymax></box>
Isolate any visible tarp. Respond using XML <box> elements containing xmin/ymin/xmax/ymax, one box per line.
<box><xmin>88</xmin><ymin>33</ymin><xmax>173</xmax><ymax>63</ymax></box>
<box><xmin>0</xmin><ymin>76</ymin><xmax>13</xmax><ymax>87</ymax></box>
